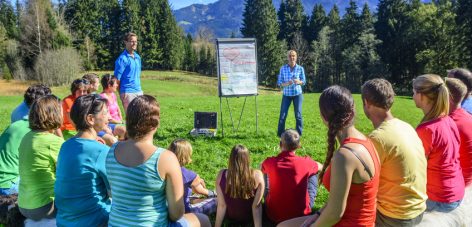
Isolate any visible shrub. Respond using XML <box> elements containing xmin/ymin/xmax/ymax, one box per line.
<box><xmin>4</xmin><ymin>40</ymin><xmax>28</xmax><ymax>81</ymax></box>
<box><xmin>34</xmin><ymin>47</ymin><xmax>82</xmax><ymax>86</ymax></box>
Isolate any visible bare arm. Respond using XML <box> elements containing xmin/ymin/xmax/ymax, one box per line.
<box><xmin>215</xmin><ymin>170</ymin><xmax>227</xmax><ymax>227</ymax></box>
<box><xmin>314</xmin><ymin>148</ymin><xmax>354</xmax><ymax>227</ymax></box>
<box><xmin>158</xmin><ymin>150</ymin><xmax>185</xmax><ymax>222</ymax></box>
<box><xmin>191</xmin><ymin>175</ymin><xmax>209</xmax><ymax>196</ymax></box>
<box><xmin>252</xmin><ymin>170</ymin><xmax>264</xmax><ymax>227</ymax></box>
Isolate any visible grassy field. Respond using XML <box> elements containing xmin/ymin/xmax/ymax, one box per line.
<box><xmin>0</xmin><ymin>71</ymin><xmax>424</xmax><ymax>211</ymax></box>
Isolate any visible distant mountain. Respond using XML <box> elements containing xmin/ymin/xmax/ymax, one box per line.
<box><xmin>172</xmin><ymin>0</ymin><xmax>403</xmax><ymax>38</ymax></box>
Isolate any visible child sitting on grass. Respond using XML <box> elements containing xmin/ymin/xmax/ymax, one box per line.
<box><xmin>168</xmin><ymin>139</ymin><xmax>217</xmax><ymax>215</ymax></box>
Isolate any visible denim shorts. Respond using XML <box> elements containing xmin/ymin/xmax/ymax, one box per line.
<box><xmin>426</xmin><ymin>199</ymin><xmax>462</xmax><ymax>212</ymax></box>
<box><xmin>168</xmin><ymin>216</ymin><xmax>190</xmax><ymax>227</ymax></box>
<box><xmin>0</xmin><ymin>180</ymin><xmax>19</xmax><ymax>195</ymax></box>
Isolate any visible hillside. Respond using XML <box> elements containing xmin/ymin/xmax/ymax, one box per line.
<box><xmin>174</xmin><ymin>0</ymin><xmax>378</xmax><ymax>38</ymax></box>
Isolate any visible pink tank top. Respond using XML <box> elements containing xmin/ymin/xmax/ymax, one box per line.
<box><xmin>100</xmin><ymin>92</ymin><xmax>121</xmax><ymax>122</ymax></box>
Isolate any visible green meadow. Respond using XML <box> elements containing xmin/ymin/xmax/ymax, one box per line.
<box><xmin>0</xmin><ymin>71</ymin><xmax>424</xmax><ymax>210</ymax></box>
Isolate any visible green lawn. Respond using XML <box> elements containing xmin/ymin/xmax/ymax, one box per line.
<box><xmin>0</xmin><ymin>71</ymin><xmax>424</xmax><ymax>211</ymax></box>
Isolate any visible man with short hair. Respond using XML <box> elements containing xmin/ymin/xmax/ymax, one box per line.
<box><xmin>114</xmin><ymin>32</ymin><xmax>142</xmax><ymax>113</ymax></box>
<box><xmin>361</xmin><ymin>78</ymin><xmax>427</xmax><ymax>226</ymax></box>
<box><xmin>448</xmin><ymin>68</ymin><xmax>472</xmax><ymax>114</ymax></box>
<box><xmin>261</xmin><ymin>129</ymin><xmax>321</xmax><ymax>224</ymax></box>
<box><xmin>277</xmin><ymin>50</ymin><xmax>305</xmax><ymax>137</ymax></box>
<box><xmin>445</xmin><ymin>77</ymin><xmax>472</xmax><ymax>186</ymax></box>
<box><xmin>10</xmin><ymin>84</ymin><xmax>51</xmax><ymax>123</ymax></box>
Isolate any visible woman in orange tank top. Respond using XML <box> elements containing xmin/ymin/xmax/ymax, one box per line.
<box><xmin>278</xmin><ymin>85</ymin><xmax>380</xmax><ymax>227</ymax></box>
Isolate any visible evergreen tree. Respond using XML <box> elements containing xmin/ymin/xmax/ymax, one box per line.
<box><xmin>182</xmin><ymin>34</ymin><xmax>196</xmax><ymax>71</ymax></box>
<box><xmin>277</xmin><ymin>0</ymin><xmax>307</xmax><ymax>50</ymax></box>
<box><xmin>341</xmin><ymin>0</ymin><xmax>361</xmax><ymax>49</ymax></box>
<box><xmin>311</xmin><ymin>26</ymin><xmax>335</xmax><ymax>91</ymax></box>
<box><xmin>157</xmin><ymin>0</ymin><xmax>183</xmax><ymax>70</ymax></box>
<box><xmin>198</xmin><ymin>45</ymin><xmax>208</xmax><ymax>75</ymax></box>
<box><xmin>139</xmin><ymin>0</ymin><xmax>161</xmax><ymax>69</ymax></box>
<box><xmin>359</xmin><ymin>3</ymin><xmax>374</xmax><ymax>33</ymax></box>
<box><xmin>206</xmin><ymin>45</ymin><xmax>216</xmax><ymax>76</ymax></box>
<box><xmin>306</xmin><ymin>4</ymin><xmax>327</xmax><ymax>44</ymax></box>
<box><xmin>456</xmin><ymin>0</ymin><xmax>472</xmax><ymax>68</ymax></box>
<box><xmin>96</xmin><ymin>0</ymin><xmax>121</xmax><ymax>69</ymax></box>
<box><xmin>64</xmin><ymin>0</ymin><xmax>100</xmax><ymax>69</ymax></box>
<box><xmin>121</xmin><ymin>0</ymin><xmax>141</xmax><ymax>37</ymax></box>
<box><xmin>375</xmin><ymin>0</ymin><xmax>415</xmax><ymax>86</ymax></box>
<box><xmin>241</xmin><ymin>0</ymin><xmax>256</xmax><ymax>37</ymax></box>
<box><xmin>242</xmin><ymin>0</ymin><xmax>285</xmax><ymax>86</ymax></box>
<box><xmin>327</xmin><ymin>5</ymin><xmax>342</xmax><ymax>84</ymax></box>
<box><xmin>0</xmin><ymin>0</ymin><xmax>18</xmax><ymax>39</ymax></box>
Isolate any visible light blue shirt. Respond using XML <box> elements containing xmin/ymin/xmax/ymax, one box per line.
<box><xmin>55</xmin><ymin>138</ymin><xmax>111</xmax><ymax>227</ymax></box>
<box><xmin>10</xmin><ymin>102</ymin><xmax>29</xmax><ymax>123</ymax></box>
<box><xmin>106</xmin><ymin>145</ymin><xmax>168</xmax><ymax>226</ymax></box>
<box><xmin>277</xmin><ymin>64</ymin><xmax>305</xmax><ymax>96</ymax></box>
<box><xmin>114</xmin><ymin>50</ymin><xmax>142</xmax><ymax>94</ymax></box>
<box><xmin>462</xmin><ymin>97</ymin><xmax>472</xmax><ymax>115</ymax></box>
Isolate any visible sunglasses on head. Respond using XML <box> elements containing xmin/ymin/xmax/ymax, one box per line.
<box><xmin>73</xmin><ymin>78</ymin><xmax>90</xmax><ymax>85</ymax></box>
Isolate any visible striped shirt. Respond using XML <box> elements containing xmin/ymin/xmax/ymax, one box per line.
<box><xmin>277</xmin><ymin>64</ymin><xmax>306</xmax><ymax>96</ymax></box>
<box><xmin>106</xmin><ymin>144</ymin><xmax>168</xmax><ymax>226</ymax></box>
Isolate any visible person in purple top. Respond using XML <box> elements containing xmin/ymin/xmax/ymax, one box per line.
<box><xmin>277</xmin><ymin>50</ymin><xmax>306</xmax><ymax>137</ymax></box>
<box><xmin>114</xmin><ymin>32</ymin><xmax>143</xmax><ymax>113</ymax></box>
<box><xmin>168</xmin><ymin>139</ymin><xmax>217</xmax><ymax>215</ymax></box>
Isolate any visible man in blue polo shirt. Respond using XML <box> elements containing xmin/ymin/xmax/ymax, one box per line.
<box><xmin>114</xmin><ymin>32</ymin><xmax>143</xmax><ymax>112</ymax></box>
<box><xmin>277</xmin><ymin>50</ymin><xmax>306</xmax><ymax>137</ymax></box>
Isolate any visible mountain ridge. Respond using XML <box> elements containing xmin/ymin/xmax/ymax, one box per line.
<box><xmin>172</xmin><ymin>0</ymin><xmax>390</xmax><ymax>38</ymax></box>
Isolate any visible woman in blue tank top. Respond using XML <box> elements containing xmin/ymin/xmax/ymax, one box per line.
<box><xmin>105</xmin><ymin>95</ymin><xmax>210</xmax><ymax>227</ymax></box>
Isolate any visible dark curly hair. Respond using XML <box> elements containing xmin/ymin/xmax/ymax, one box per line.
<box><xmin>24</xmin><ymin>84</ymin><xmax>51</xmax><ymax>108</ymax></box>
<box><xmin>126</xmin><ymin>95</ymin><xmax>160</xmax><ymax>140</ymax></box>
<box><xmin>318</xmin><ymin>85</ymin><xmax>355</xmax><ymax>182</ymax></box>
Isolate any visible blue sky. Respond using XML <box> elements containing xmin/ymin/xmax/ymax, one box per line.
<box><xmin>169</xmin><ymin>0</ymin><xmax>218</xmax><ymax>10</ymax></box>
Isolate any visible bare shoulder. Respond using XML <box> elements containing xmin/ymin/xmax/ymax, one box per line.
<box><xmin>253</xmin><ymin>169</ymin><xmax>264</xmax><ymax>183</ymax></box>
<box><xmin>216</xmin><ymin>169</ymin><xmax>226</xmax><ymax>181</ymax></box>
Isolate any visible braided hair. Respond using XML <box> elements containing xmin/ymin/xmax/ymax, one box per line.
<box><xmin>318</xmin><ymin>85</ymin><xmax>355</xmax><ymax>182</ymax></box>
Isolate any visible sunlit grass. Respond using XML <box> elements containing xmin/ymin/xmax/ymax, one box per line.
<box><xmin>0</xmin><ymin>71</ymin><xmax>423</xmax><ymax>212</ymax></box>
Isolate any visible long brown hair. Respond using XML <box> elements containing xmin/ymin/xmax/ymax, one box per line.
<box><xmin>413</xmin><ymin>74</ymin><xmax>449</xmax><ymax>123</ymax></box>
<box><xmin>226</xmin><ymin>144</ymin><xmax>255</xmax><ymax>199</ymax></box>
<box><xmin>318</xmin><ymin>85</ymin><xmax>355</xmax><ymax>182</ymax></box>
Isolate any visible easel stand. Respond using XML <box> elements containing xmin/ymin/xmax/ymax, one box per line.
<box><xmin>219</xmin><ymin>95</ymin><xmax>258</xmax><ymax>137</ymax></box>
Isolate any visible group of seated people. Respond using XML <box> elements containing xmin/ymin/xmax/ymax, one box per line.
<box><xmin>0</xmin><ymin>69</ymin><xmax>471</xmax><ymax>226</ymax></box>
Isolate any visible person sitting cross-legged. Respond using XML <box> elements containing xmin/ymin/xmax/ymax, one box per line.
<box><xmin>54</xmin><ymin>95</ymin><xmax>112</xmax><ymax>226</ymax></box>
<box><xmin>105</xmin><ymin>95</ymin><xmax>210</xmax><ymax>227</ymax></box>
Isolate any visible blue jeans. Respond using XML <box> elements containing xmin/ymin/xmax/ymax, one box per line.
<box><xmin>0</xmin><ymin>179</ymin><xmax>19</xmax><ymax>195</ymax></box>
<box><xmin>277</xmin><ymin>94</ymin><xmax>303</xmax><ymax>137</ymax></box>
<box><xmin>308</xmin><ymin>174</ymin><xmax>318</xmax><ymax>208</ymax></box>
<box><xmin>426</xmin><ymin>199</ymin><xmax>462</xmax><ymax>212</ymax></box>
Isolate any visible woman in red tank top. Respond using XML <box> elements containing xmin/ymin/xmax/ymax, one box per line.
<box><xmin>279</xmin><ymin>85</ymin><xmax>380</xmax><ymax>227</ymax></box>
